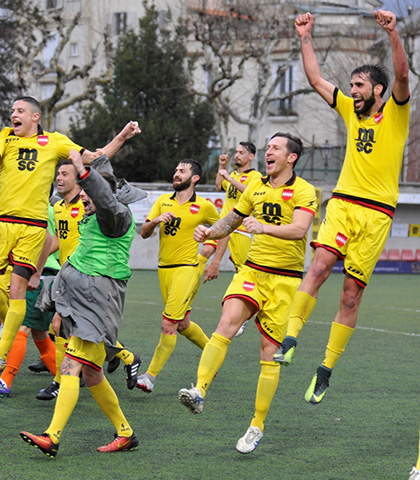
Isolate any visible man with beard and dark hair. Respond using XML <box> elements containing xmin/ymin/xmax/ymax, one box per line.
<box><xmin>274</xmin><ymin>10</ymin><xmax>410</xmax><ymax>405</ymax></box>
<box><xmin>136</xmin><ymin>159</ymin><xmax>219</xmax><ymax>394</ymax></box>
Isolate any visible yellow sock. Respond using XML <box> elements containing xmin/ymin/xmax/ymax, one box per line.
<box><xmin>179</xmin><ymin>321</ymin><xmax>209</xmax><ymax>349</ymax></box>
<box><xmin>147</xmin><ymin>333</ymin><xmax>177</xmax><ymax>377</ymax></box>
<box><xmin>416</xmin><ymin>428</ymin><xmax>420</xmax><ymax>470</ymax></box>
<box><xmin>251</xmin><ymin>361</ymin><xmax>280</xmax><ymax>432</ymax></box>
<box><xmin>197</xmin><ymin>332</ymin><xmax>230</xmax><ymax>397</ymax></box>
<box><xmin>0</xmin><ymin>299</ymin><xmax>26</xmax><ymax>359</ymax></box>
<box><xmin>322</xmin><ymin>321</ymin><xmax>354</xmax><ymax>369</ymax></box>
<box><xmin>115</xmin><ymin>340</ymin><xmax>134</xmax><ymax>365</ymax></box>
<box><xmin>197</xmin><ymin>254</ymin><xmax>208</xmax><ymax>277</ymax></box>
<box><xmin>285</xmin><ymin>291</ymin><xmax>317</xmax><ymax>339</ymax></box>
<box><xmin>45</xmin><ymin>375</ymin><xmax>80</xmax><ymax>443</ymax></box>
<box><xmin>54</xmin><ymin>337</ymin><xmax>67</xmax><ymax>384</ymax></box>
<box><xmin>89</xmin><ymin>377</ymin><xmax>133</xmax><ymax>437</ymax></box>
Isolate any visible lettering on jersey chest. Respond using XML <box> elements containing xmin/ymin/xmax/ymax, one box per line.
<box><xmin>6</xmin><ymin>135</ymin><xmax>50</xmax><ymax>172</ymax></box>
<box><xmin>354</xmin><ymin>126</ymin><xmax>377</xmax><ymax>154</ymax></box>
<box><xmin>254</xmin><ymin>188</ymin><xmax>295</xmax><ymax>226</ymax></box>
<box><xmin>161</xmin><ymin>202</ymin><xmax>203</xmax><ymax>237</ymax></box>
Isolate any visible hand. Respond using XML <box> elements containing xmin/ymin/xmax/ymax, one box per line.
<box><xmin>295</xmin><ymin>12</ymin><xmax>314</xmax><ymax>37</ymax></box>
<box><xmin>374</xmin><ymin>10</ymin><xmax>396</xmax><ymax>33</ymax></box>
<box><xmin>68</xmin><ymin>149</ymin><xmax>85</xmax><ymax>174</ymax></box>
<box><xmin>155</xmin><ymin>212</ymin><xmax>175</xmax><ymax>224</ymax></box>
<box><xmin>218</xmin><ymin>154</ymin><xmax>229</xmax><ymax>168</ymax></box>
<box><xmin>119</xmin><ymin>121</ymin><xmax>141</xmax><ymax>141</ymax></box>
<box><xmin>243</xmin><ymin>216</ymin><xmax>265</xmax><ymax>234</ymax></box>
<box><xmin>52</xmin><ymin>313</ymin><xmax>62</xmax><ymax>337</ymax></box>
<box><xmin>27</xmin><ymin>272</ymin><xmax>41</xmax><ymax>291</ymax></box>
<box><xmin>194</xmin><ymin>225</ymin><xmax>212</xmax><ymax>242</ymax></box>
<box><xmin>203</xmin><ymin>260</ymin><xmax>220</xmax><ymax>284</ymax></box>
<box><xmin>218</xmin><ymin>168</ymin><xmax>230</xmax><ymax>180</ymax></box>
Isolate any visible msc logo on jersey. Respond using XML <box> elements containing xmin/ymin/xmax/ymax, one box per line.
<box><xmin>164</xmin><ymin>216</ymin><xmax>181</xmax><ymax>236</ymax></box>
<box><xmin>17</xmin><ymin>148</ymin><xmax>39</xmax><ymax>171</ymax></box>
<box><xmin>335</xmin><ymin>232</ymin><xmax>348</xmax><ymax>247</ymax></box>
<box><xmin>262</xmin><ymin>202</ymin><xmax>283</xmax><ymax>225</ymax></box>
<box><xmin>282</xmin><ymin>189</ymin><xmax>294</xmax><ymax>202</ymax></box>
<box><xmin>58</xmin><ymin>219</ymin><xmax>70</xmax><ymax>239</ymax></box>
<box><xmin>227</xmin><ymin>184</ymin><xmax>238</xmax><ymax>199</ymax></box>
<box><xmin>37</xmin><ymin>135</ymin><xmax>49</xmax><ymax>146</ymax></box>
<box><xmin>355</xmin><ymin>128</ymin><xmax>375</xmax><ymax>154</ymax></box>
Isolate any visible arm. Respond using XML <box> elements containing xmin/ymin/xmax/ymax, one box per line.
<box><xmin>194</xmin><ymin>210</ymin><xmax>243</xmax><ymax>242</ymax></box>
<box><xmin>374</xmin><ymin>10</ymin><xmax>409</xmax><ymax>102</ymax></box>
<box><xmin>222</xmin><ymin>176</ymin><xmax>248</xmax><ymax>194</ymax></box>
<box><xmin>295</xmin><ymin>12</ymin><xmax>335</xmax><ymax>104</ymax></box>
<box><xmin>242</xmin><ymin>209</ymin><xmax>314</xmax><ymax>240</ymax></box>
<box><xmin>141</xmin><ymin>212</ymin><xmax>175</xmax><ymax>239</ymax></box>
<box><xmin>81</xmin><ymin>121</ymin><xmax>141</xmax><ymax>164</ymax></box>
<box><xmin>50</xmin><ymin>232</ymin><xmax>59</xmax><ymax>255</ymax></box>
<box><xmin>203</xmin><ymin>236</ymin><xmax>230</xmax><ymax>283</ymax></box>
<box><xmin>215</xmin><ymin>154</ymin><xmax>229</xmax><ymax>191</ymax></box>
<box><xmin>27</xmin><ymin>230</ymin><xmax>53</xmax><ymax>290</ymax></box>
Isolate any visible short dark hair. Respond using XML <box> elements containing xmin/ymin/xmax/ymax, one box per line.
<box><xmin>239</xmin><ymin>141</ymin><xmax>256</xmax><ymax>155</ymax></box>
<box><xmin>13</xmin><ymin>96</ymin><xmax>42</xmax><ymax>114</ymax></box>
<box><xmin>270</xmin><ymin>132</ymin><xmax>303</xmax><ymax>165</ymax></box>
<box><xmin>178</xmin><ymin>159</ymin><xmax>202</xmax><ymax>184</ymax></box>
<box><xmin>99</xmin><ymin>171</ymin><xmax>117</xmax><ymax>193</ymax></box>
<box><xmin>351</xmin><ymin>64</ymin><xmax>389</xmax><ymax>97</ymax></box>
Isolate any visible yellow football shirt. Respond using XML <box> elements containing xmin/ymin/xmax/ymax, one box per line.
<box><xmin>146</xmin><ymin>192</ymin><xmax>220</xmax><ymax>267</ymax></box>
<box><xmin>234</xmin><ymin>173</ymin><xmax>317</xmax><ymax>274</ymax></box>
<box><xmin>0</xmin><ymin>126</ymin><xmax>83</xmax><ymax>223</ymax></box>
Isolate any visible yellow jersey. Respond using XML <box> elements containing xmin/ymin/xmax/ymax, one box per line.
<box><xmin>234</xmin><ymin>173</ymin><xmax>317</xmax><ymax>275</ymax></box>
<box><xmin>146</xmin><ymin>192</ymin><xmax>220</xmax><ymax>267</ymax></box>
<box><xmin>332</xmin><ymin>88</ymin><xmax>409</xmax><ymax>217</ymax></box>
<box><xmin>0</xmin><ymin>126</ymin><xmax>83</xmax><ymax>224</ymax></box>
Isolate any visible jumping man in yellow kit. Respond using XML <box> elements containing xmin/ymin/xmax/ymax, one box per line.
<box><xmin>274</xmin><ymin>10</ymin><xmax>410</xmax><ymax>405</ymax></box>
<box><xmin>0</xmin><ymin>96</ymin><xmax>140</xmax><ymax>371</ymax></box>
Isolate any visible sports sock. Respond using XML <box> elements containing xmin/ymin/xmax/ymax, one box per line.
<box><xmin>416</xmin><ymin>428</ymin><xmax>420</xmax><ymax>470</ymax></box>
<box><xmin>0</xmin><ymin>299</ymin><xmax>26</xmax><ymax>359</ymax></box>
<box><xmin>197</xmin><ymin>253</ymin><xmax>208</xmax><ymax>277</ymax></box>
<box><xmin>115</xmin><ymin>340</ymin><xmax>134</xmax><ymax>365</ymax></box>
<box><xmin>54</xmin><ymin>337</ymin><xmax>67</xmax><ymax>384</ymax></box>
<box><xmin>45</xmin><ymin>374</ymin><xmax>80</xmax><ymax>443</ymax></box>
<box><xmin>89</xmin><ymin>377</ymin><xmax>133</xmax><ymax>437</ymax></box>
<box><xmin>34</xmin><ymin>337</ymin><xmax>57</xmax><ymax>375</ymax></box>
<box><xmin>196</xmin><ymin>332</ymin><xmax>230</xmax><ymax>397</ymax></box>
<box><xmin>147</xmin><ymin>333</ymin><xmax>177</xmax><ymax>377</ymax></box>
<box><xmin>251</xmin><ymin>360</ymin><xmax>280</xmax><ymax>432</ymax></box>
<box><xmin>285</xmin><ymin>291</ymin><xmax>317</xmax><ymax>339</ymax></box>
<box><xmin>322</xmin><ymin>321</ymin><xmax>355</xmax><ymax>370</ymax></box>
<box><xmin>179</xmin><ymin>321</ymin><xmax>209</xmax><ymax>349</ymax></box>
<box><xmin>1</xmin><ymin>330</ymin><xmax>28</xmax><ymax>388</ymax></box>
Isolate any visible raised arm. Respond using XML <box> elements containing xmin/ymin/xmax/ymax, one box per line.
<box><xmin>374</xmin><ymin>10</ymin><xmax>410</xmax><ymax>102</ymax></box>
<box><xmin>216</xmin><ymin>154</ymin><xmax>229</xmax><ymax>191</ymax></box>
<box><xmin>295</xmin><ymin>12</ymin><xmax>335</xmax><ymax>105</ymax></box>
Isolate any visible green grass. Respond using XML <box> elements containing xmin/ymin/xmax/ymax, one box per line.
<box><xmin>1</xmin><ymin>272</ymin><xmax>419</xmax><ymax>480</ymax></box>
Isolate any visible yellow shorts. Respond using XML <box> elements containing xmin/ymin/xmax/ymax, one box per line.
<box><xmin>313</xmin><ymin>198</ymin><xmax>391</xmax><ymax>287</ymax></box>
<box><xmin>158</xmin><ymin>266</ymin><xmax>201</xmax><ymax>321</ymax></box>
<box><xmin>229</xmin><ymin>231</ymin><xmax>252</xmax><ymax>270</ymax></box>
<box><xmin>223</xmin><ymin>265</ymin><xmax>301</xmax><ymax>345</ymax></box>
<box><xmin>0</xmin><ymin>222</ymin><xmax>46</xmax><ymax>273</ymax></box>
<box><xmin>65</xmin><ymin>336</ymin><xmax>106</xmax><ymax>372</ymax></box>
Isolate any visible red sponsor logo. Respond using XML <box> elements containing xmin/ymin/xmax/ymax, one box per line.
<box><xmin>242</xmin><ymin>281</ymin><xmax>255</xmax><ymax>292</ymax></box>
<box><xmin>282</xmin><ymin>189</ymin><xmax>294</xmax><ymax>202</ymax></box>
<box><xmin>374</xmin><ymin>112</ymin><xmax>384</xmax><ymax>124</ymax></box>
<box><xmin>71</xmin><ymin>207</ymin><xmax>80</xmax><ymax>218</ymax></box>
<box><xmin>214</xmin><ymin>198</ymin><xmax>224</xmax><ymax>209</ymax></box>
<box><xmin>190</xmin><ymin>204</ymin><xmax>200</xmax><ymax>214</ymax></box>
<box><xmin>240</xmin><ymin>175</ymin><xmax>247</xmax><ymax>183</ymax></box>
<box><xmin>37</xmin><ymin>135</ymin><xmax>49</xmax><ymax>146</ymax></box>
<box><xmin>335</xmin><ymin>232</ymin><xmax>348</xmax><ymax>247</ymax></box>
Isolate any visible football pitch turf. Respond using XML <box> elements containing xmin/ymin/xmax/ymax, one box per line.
<box><xmin>0</xmin><ymin>271</ymin><xmax>419</xmax><ymax>480</ymax></box>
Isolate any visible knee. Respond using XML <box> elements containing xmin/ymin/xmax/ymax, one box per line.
<box><xmin>341</xmin><ymin>283</ymin><xmax>363</xmax><ymax>311</ymax></box>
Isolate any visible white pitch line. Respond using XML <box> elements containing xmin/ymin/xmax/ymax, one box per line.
<box><xmin>308</xmin><ymin>320</ymin><xmax>420</xmax><ymax>337</ymax></box>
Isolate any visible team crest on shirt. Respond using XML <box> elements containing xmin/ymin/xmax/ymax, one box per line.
<box><xmin>240</xmin><ymin>175</ymin><xmax>247</xmax><ymax>183</ymax></box>
<box><xmin>335</xmin><ymin>232</ymin><xmax>348</xmax><ymax>247</ymax></box>
<box><xmin>242</xmin><ymin>281</ymin><xmax>255</xmax><ymax>292</ymax></box>
<box><xmin>190</xmin><ymin>204</ymin><xmax>200</xmax><ymax>214</ymax></box>
<box><xmin>37</xmin><ymin>135</ymin><xmax>49</xmax><ymax>146</ymax></box>
<box><xmin>71</xmin><ymin>207</ymin><xmax>80</xmax><ymax>218</ymax></box>
<box><xmin>374</xmin><ymin>112</ymin><xmax>384</xmax><ymax>124</ymax></box>
<box><xmin>282</xmin><ymin>189</ymin><xmax>294</xmax><ymax>202</ymax></box>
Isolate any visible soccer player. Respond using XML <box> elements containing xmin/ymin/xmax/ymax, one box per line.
<box><xmin>20</xmin><ymin>150</ymin><xmax>139</xmax><ymax>457</ymax></box>
<box><xmin>274</xmin><ymin>10</ymin><xmax>410</xmax><ymax>404</ymax></box>
<box><xmin>409</xmin><ymin>430</ymin><xmax>420</xmax><ymax>479</ymax></box>
<box><xmin>0</xmin><ymin>96</ymin><xmax>140</xmax><ymax>371</ymax></box>
<box><xmin>37</xmin><ymin>162</ymin><xmax>141</xmax><ymax>400</ymax></box>
<box><xmin>136</xmin><ymin>159</ymin><xmax>220</xmax><ymax>394</ymax></box>
<box><xmin>178</xmin><ymin>133</ymin><xmax>317</xmax><ymax>453</ymax></box>
<box><xmin>205</xmin><ymin>142</ymin><xmax>261</xmax><ymax>336</ymax></box>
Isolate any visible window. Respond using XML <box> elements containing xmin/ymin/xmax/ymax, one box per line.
<box><xmin>43</xmin><ymin>34</ymin><xmax>58</xmax><ymax>67</ymax></box>
<box><xmin>41</xmin><ymin>83</ymin><xmax>55</xmax><ymax>100</ymax></box>
<box><xmin>114</xmin><ymin>12</ymin><xmax>128</xmax><ymax>35</ymax></box>
<box><xmin>70</xmin><ymin>43</ymin><xmax>78</xmax><ymax>57</ymax></box>
<box><xmin>270</xmin><ymin>62</ymin><xmax>297</xmax><ymax>117</ymax></box>
<box><xmin>46</xmin><ymin>0</ymin><xmax>62</xmax><ymax>9</ymax></box>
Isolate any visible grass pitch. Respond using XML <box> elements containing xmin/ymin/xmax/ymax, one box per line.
<box><xmin>0</xmin><ymin>271</ymin><xmax>419</xmax><ymax>480</ymax></box>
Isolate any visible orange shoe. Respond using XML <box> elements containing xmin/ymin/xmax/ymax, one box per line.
<box><xmin>97</xmin><ymin>433</ymin><xmax>138</xmax><ymax>452</ymax></box>
<box><xmin>20</xmin><ymin>431</ymin><xmax>59</xmax><ymax>458</ymax></box>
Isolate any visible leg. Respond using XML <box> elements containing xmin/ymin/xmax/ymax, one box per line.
<box><xmin>0</xmin><ymin>326</ymin><xmax>30</xmax><ymax>394</ymax></box>
<box><xmin>32</xmin><ymin>329</ymin><xmax>56</xmax><ymax>375</ymax></box>
<box><xmin>178</xmin><ymin>312</ymin><xmax>209</xmax><ymax>349</ymax></box>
